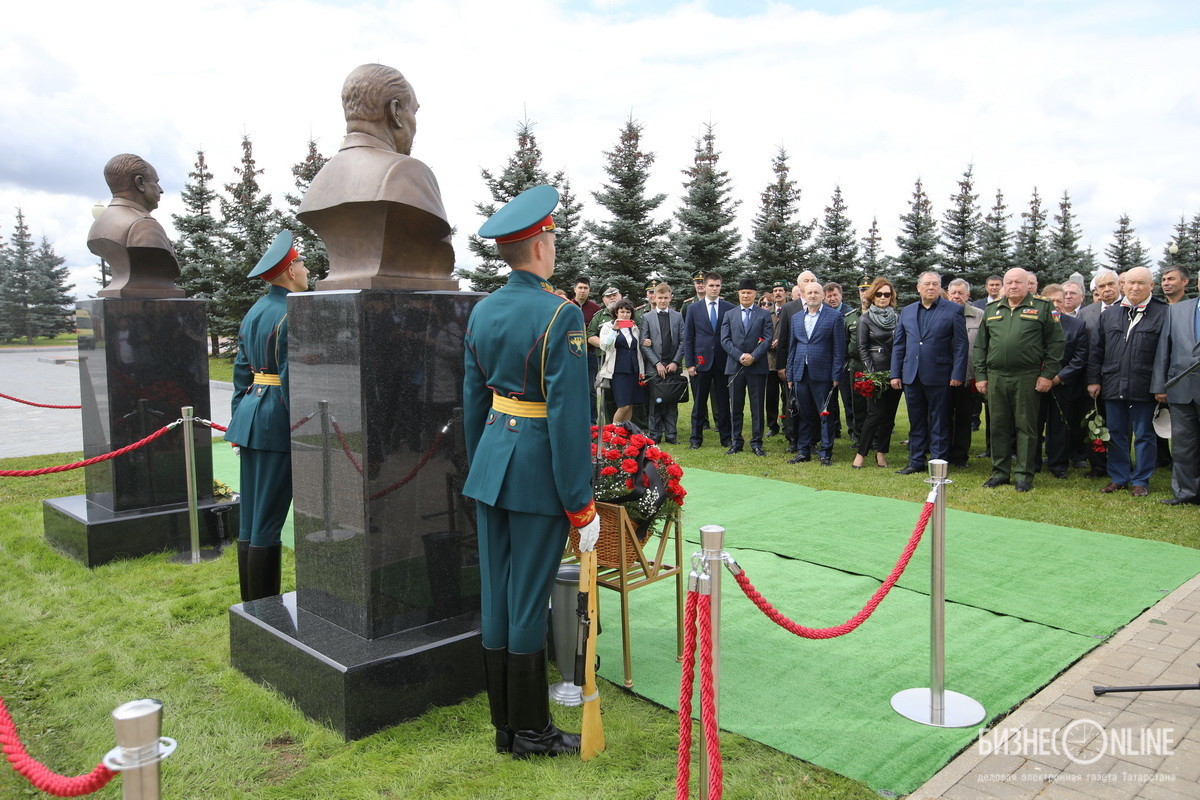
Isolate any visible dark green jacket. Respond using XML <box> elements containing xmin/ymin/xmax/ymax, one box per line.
<box><xmin>974</xmin><ymin>294</ymin><xmax>1064</xmax><ymax>381</ymax></box>
<box><xmin>227</xmin><ymin>285</ymin><xmax>291</xmax><ymax>452</ymax></box>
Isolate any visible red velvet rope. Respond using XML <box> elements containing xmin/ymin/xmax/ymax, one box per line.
<box><xmin>368</xmin><ymin>428</ymin><xmax>447</xmax><ymax>501</ymax></box>
<box><xmin>0</xmin><ymin>423</ymin><xmax>179</xmax><ymax>477</ymax></box>
<box><xmin>330</xmin><ymin>420</ymin><xmax>364</xmax><ymax>475</ymax></box>
<box><xmin>0</xmin><ymin>392</ymin><xmax>81</xmax><ymax>410</ymax></box>
<box><xmin>677</xmin><ymin>590</ymin><xmax>723</xmax><ymax>799</ymax></box>
<box><xmin>698</xmin><ymin>594</ymin><xmax>722</xmax><ymax>799</ymax></box>
<box><xmin>0</xmin><ymin>697</ymin><xmax>116</xmax><ymax>797</ymax></box>
<box><xmin>676</xmin><ymin>590</ymin><xmax>698</xmax><ymax>800</ymax></box>
<box><xmin>732</xmin><ymin>501</ymin><xmax>934</xmax><ymax>639</ymax></box>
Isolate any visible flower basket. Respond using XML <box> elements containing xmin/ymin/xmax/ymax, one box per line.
<box><xmin>568</xmin><ymin>502</ymin><xmax>655</xmax><ymax>569</ymax></box>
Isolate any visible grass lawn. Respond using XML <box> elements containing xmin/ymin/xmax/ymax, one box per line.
<box><xmin>0</xmin><ymin>397</ymin><xmax>1192</xmax><ymax>799</ymax></box>
<box><xmin>209</xmin><ymin>355</ymin><xmax>234</xmax><ymax>383</ymax></box>
<box><xmin>0</xmin><ymin>331</ymin><xmax>78</xmax><ymax>348</ymax></box>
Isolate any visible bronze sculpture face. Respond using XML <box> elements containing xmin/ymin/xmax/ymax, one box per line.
<box><xmin>89</xmin><ymin>154</ymin><xmax>184</xmax><ymax>299</ymax></box>
<box><xmin>298</xmin><ymin>63</ymin><xmax>455</xmax><ymax>291</ymax></box>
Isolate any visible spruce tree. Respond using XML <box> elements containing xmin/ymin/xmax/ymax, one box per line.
<box><xmin>0</xmin><ymin>226</ymin><xmax>10</xmax><ymax>341</ymax></box>
<box><xmin>30</xmin><ymin>236</ymin><xmax>74</xmax><ymax>338</ymax></box>
<box><xmin>940</xmin><ymin>164</ymin><xmax>981</xmax><ymax>285</ymax></box>
<box><xmin>214</xmin><ymin>136</ymin><xmax>281</xmax><ymax>354</ymax></box>
<box><xmin>456</xmin><ymin>119</ymin><xmax>551</xmax><ymax>293</ymax></box>
<box><xmin>586</xmin><ymin>117</ymin><xmax>673</xmax><ymax>298</ymax></box>
<box><xmin>1013</xmin><ymin>188</ymin><xmax>1052</xmax><ymax>279</ymax></box>
<box><xmin>1160</xmin><ymin>213</ymin><xmax>1200</xmax><ymax>280</ymax></box>
<box><xmin>894</xmin><ymin>178</ymin><xmax>940</xmax><ymax>301</ymax></box>
<box><xmin>551</xmin><ymin>174</ymin><xmax>591</xmax><ymax>286</ymax></box>
<box><xmin>978</xmin><ymin>189</ymin><xmax>1013</xmax><ymax>282</ymax></box>
<box><xmin>860</xmin><ymin>215</ymin><xmax>886</xmax><ymax>279</ymax></box>
<box><xmin>745</xmin><ymin>147</ymin><xmax>812</xmax><ymax>288</ymax></box>
<box><xmin>172</xmin><ymin>150</ymin><xmax>230</xmax><ymax>354</ymax></box>
<box><xmin>286</xmin><ymin>139</ymin><xmax>330</xmax><ymax>281</ymax></box>
<box><xmin>1046</xmin><ymin>190</ymin><xmax>1086</xmax><ymax>285</ymax></box>
<box><xmin>671</xmin><ymin>124</ymin><xmax>742</xmax><ymax>292</ymax></box>
<box><xmin>815</xmin><ymin>185</ymin><xmax>860</xmax><ymax>289</ymax></box>
<box><xmin>1105</xmin><ymin>214</ymin><xmax>1150</xmax><ymax>273</ymax></box>
<box><xmin>0</xmin><ymin>209</ymin><xmax>38</xmax><ymax>343</ymax></box>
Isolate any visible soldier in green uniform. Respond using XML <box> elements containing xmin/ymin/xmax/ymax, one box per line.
<box><xmin>973</xmin><ymin>267</ymin><xmax>1064</xmax><ymax>492</ymax></box>
<box><xmin>226</xmin><ymin>231</ymin><xmax>310</xmax><ymax>601</ymax></box>
<box><xmin>463</xmin><ymin>185</ymin><xmax>600</xmax><ymax>759</ymax></box>
<box><xmin>842</xmin><ymin>283</ymin><xmax>870</xmax><ymax>446</ymax></box>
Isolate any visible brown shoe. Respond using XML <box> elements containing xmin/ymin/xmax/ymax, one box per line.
<box><xmin>1131</xmin><ymin>486</ymin><xmax>1149</xmax><ymax>497</ymax></box>
<box><xmin>1099</xmin><ymin>482</ymin><xmax>1127</xmax><ymax>493</ymax></box>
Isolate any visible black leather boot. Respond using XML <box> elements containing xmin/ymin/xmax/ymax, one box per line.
<box><xmin>508</xmin><ymin>649</ymin><xmax>580</xmax><ymax>759</ymax></box>
<box><xmin>236</xmin><ymin>540</ymin><xmax>251</xmax><ymax>602</ymax></box>
<box><xmin>246</xmin><ymin>543</ymin><xmax>282</xmax><ymax>601</ymax></box>
<box><xmin>483</xmin><ymin>647</ymin><xmax>513</xmax><ymax>753</ymax></box>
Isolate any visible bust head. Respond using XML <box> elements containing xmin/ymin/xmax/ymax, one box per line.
<box><xmin>342</xmin><ymin>64</ymin><xmax>418</xmax><ymax>155</ymax></box>
<box><xmin>103</xmin><ymin>154</ymin><xmax>162</xmax><ymax>211</ymax></box>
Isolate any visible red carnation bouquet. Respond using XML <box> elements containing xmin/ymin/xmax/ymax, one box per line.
<box><xmin>852</xmin><ymin>370</ymin><xmax>890</xmax><ymax>399</ymax></box>
<box><xmin>592</xmin><ymin>423</ymin><xmax>686</xmax><ymax>528</ymax></box>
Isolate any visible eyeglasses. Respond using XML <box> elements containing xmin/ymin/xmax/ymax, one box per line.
<box><xmin>876</xmin><ymin>292</ymin><xmax>893</xmax><ymax>298</ymax></box>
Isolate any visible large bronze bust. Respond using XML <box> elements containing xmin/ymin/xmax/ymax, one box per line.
<box><xmin>299</xmin><ymin>64</ymin><xmax>455</xmax><ymax>291</ymax></box>
<box><xmin>88</xmin><ymin>154</ymin><xmax>184</xmax><ymax>299</ymax></box>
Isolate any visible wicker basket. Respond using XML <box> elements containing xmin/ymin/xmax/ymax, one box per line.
<box><xmin>568</xmin><ymin>501</ymin><xmax>654</xmax><ymax>568</ymax></box>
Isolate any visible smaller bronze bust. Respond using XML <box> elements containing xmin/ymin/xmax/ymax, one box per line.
<box><xmin>298</xmin><ymin>63</ymin><xmax>455</xmax><ymax>291</ymax></box>
<box><xmin>88</xmin><ymin>154</ymin><xmax>184</xmax><ymax>299</ymax></box>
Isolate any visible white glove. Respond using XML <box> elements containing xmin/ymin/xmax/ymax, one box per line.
<box><xmin>577</xmin><ymin>516</ymin><xmax>601</xmax><ymax>553</ymax></box>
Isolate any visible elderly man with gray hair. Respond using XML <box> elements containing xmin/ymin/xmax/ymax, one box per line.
<box><xmin>946</xmin><ymin>278</ymin><xmax>983</xmax><ymax>466</ymax></box>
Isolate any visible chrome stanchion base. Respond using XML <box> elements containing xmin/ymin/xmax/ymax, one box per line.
<box><xmin>167</xmin><ymin>548</ymin><xmax>223</xmax><ymax>564</ymax></box>
<box><xmin>549</xmin><ymin>680</ymin><xmax>583</xmax><ymax>707</ymax></box>
<box><xmin>891</xmin><ymin>687</ymin><xmax>986</xmax><ymax>728</ymax></box>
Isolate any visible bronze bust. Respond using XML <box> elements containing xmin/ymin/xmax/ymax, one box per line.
<box><xmin>299</xmin><ymin>63</ymin><xmax>455</xmax><ymax>291</ymax></box>
<box><xmin>88</xmin><ymin>154</ymin><xmax>185</xmax><ymax>299</ymax></box>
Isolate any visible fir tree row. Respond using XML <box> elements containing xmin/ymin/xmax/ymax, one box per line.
<box><xmin>0</xmin><ymin>209</ymin><xmax>74</xmax><ymax>344</ymax></box>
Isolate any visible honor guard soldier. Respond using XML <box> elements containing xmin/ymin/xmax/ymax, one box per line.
<box><xmin>463</xmin><ymin>185</ymin><xmax>600</xmax><ymax>759</ymax></box>
<box><xmin>226</xmin><ymin>231</ymin><xmax>310</xmax><ymax>601</ymax></box>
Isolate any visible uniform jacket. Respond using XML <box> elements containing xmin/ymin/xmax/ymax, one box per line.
<box><xmin>963</xmin><ymin>303</ymin><xmax>983</xmax><ymax>383</ymax></box>
<box><xmin>227</xmin><ymin>286</ymin><xmax>292</xmax><ymax>452</ymax></box>
<box><xmin>777</xmin><ymin>302</ymin><xmax>846</xmax><ymax>383</ymax></box>
<box><xmin>844</xmin><ymin>307</ymin><xmax>864</xmax><ymax>372</ymax></box>
<box><xmin>1057</xmin><ymin>313</ymin><xmax>1089</xmax><ymax>387</ymax></box>
<box><xmin>684</xmin><ymin>297</ymin><xmax>736</xmax><ymax>374</ymax></box>
<box><xmin>973</xmin><ymin>294</ymin><xmax>1063</xmax><ymax>381</ymax></box>
<box><xmin>640</xmin><ymin>307</ymin><xmax>685</xmax><ymax>371</ymax></box>
<box><xmin>891</xmin><ymin>299</ymin><xmax>969</xmax><ymax>385</ymax></box>
<box><xmin>1150</xmin><ymin>297</ymin><xmax>1200</xmax><ymax>403</ymax></box>
<box><xmin>1087</xmin><ymin>297</ymin><xmax>1168</xmax><ymax>402</ymax></box>
<box><xmin>463</xmin><ymin>269</ymin><xmax>594</xmax><ymax>523</ymax></box>
<box><xmin>767</xmin><ymin>305</ymin><xmax>785</xmax><ymax>371</ymax></box>
<box><xmin>720</xmin><ymin>304</ymin><xmax>774</xmax><ymax>376</ymax></box>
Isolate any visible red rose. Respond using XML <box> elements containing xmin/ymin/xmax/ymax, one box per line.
<box><xmin>600</xmin><ymin>465</ymin><xmax>618</xmax><ymax>476</ymax></box>
<box><xmin>604</xmin><ymin>448</ymin><xmax>621</xmax><ymax>460</ymax></box>
<box><xmin>667</xmin><ymin>463</ymin><xmax>684</xmax><ymax>479</ymax></box>
<box><xmin>644</xmin><ymin>447</ymin><xmax>663</xmax><ymax>461</ymax></box>
<box><xmin>590</xmin><ymin>425</ymin><xmax>599</xmax><ymax>435</ymax></box>
<box><xmin>625</xmin><ymin>478</ymin><xmax>635</xmax><ymax>489</ymax></box>
<box><xmin>855</xmin><ymin>371</ymin><xmax>864</xmax><ymax>378</ymax></box>
<box><xmin>820</xmin><ymin>410</ymin><xmax>830</xmax><ymax>417</ymax></box>
<box><xmin>601</xmin><ymin>430</ymin><xmax>614</xmax><ymax>444</ymax></box>
<box><xmin>630</xmin><ymin>434</ymin><xmax>652</xmax><ymax>447</ymax></box>
<box><xmin>612</xmin><ymin>436</ymin><xmax>628</xmax><ymax>448</ymax></box>
<box><xmin>621</xmin><ymin>458</ymin><xmax>639</xmax><ymax>473</ymax></box>
<box><xmin>591</xmin><ymin>443</ymin><xmax>598</xmax><ymax>456</ymax></box>
<box><xmin>623</xmin><ymin>444</ymin><xmax>641</xmax><ymax>457</ymax></box>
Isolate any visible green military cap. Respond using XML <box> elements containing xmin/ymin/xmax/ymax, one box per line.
<box><xmin>645</xmin><ymin>278</ymin><xmax>660</xmax><ymax>291</ymax></box>
<box><xmin>478</xmin><ymin>184</ymin><xmax>559</xmax><ymax>242</ymax></box>
<box><xmin>692</xmin><ymin>271</ymin><xmax>706</xmax><ymax>282</ymax></box>
<box><xmin>249</xmin><ymin>230</ymin><xmax>299</xmax><ymax>280</ymax></box>
<box><xmin>772</xmin><ymin>280</ymin><xmax>789</xmax><ymax>290</ymax></box>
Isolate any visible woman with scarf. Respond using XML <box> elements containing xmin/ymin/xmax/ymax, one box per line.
<box><xmin>852</xmin><ymin>278</ymin><xmax>903</xmax><ymax>468</ymax></box>
<box><xmin>596</xmin><ymin>299</ymin><xmax>645</xmax><ymax>423</ymax></box>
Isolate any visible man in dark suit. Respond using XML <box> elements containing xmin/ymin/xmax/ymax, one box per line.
<box><xmin>721</xmin><ymin>278</ymin><xmax>774</xmax><ymax>456</ymax></box>
<box><xmin>765</xmin><ymin>280</ymin><xmax>790</xmax><ymax>440</ymax></box>
<box><xmin>640</xmin><ymin>283</ymin><xmax>686</xmax><ymax>443</ymax></box>
<box><xmin>1037</xmin><ymin>284</ymin><xmax>1088</xmax><ymax>478</ymax></box>
<box><xmin>1077</xmin><ymin>269</ymin><xmax>1120</xmax><ymax>476</ymax></box>
<box><xmin>1152</xmin><ymin>293</ymin><xmax>1200</xmax><ymax>505</ymax></box>
<box><xmin>684</xmin><ymin>272</ymin><xmax>734</xmax><ymax>449</ymax></box>
<box><xmin>971</xmin><ymin>275</ymin><xmax>1002</xmax><ymax>311</ymax></box>
<box><xmin>1088</xmin><ymin>267</ymin><xmax>1168</xmax><ymax>497</ymax></box>
<box><xmin>776</xmin><ymin>281</ymin><xmax>846</xmax><ymax>465</ymax></box>
<box><xmin>891</xmin><ymin>271</ymin><xmax>969</xmax><ymax>475</ymax></box>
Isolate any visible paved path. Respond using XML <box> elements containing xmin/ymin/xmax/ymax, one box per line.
<box><xmin>913</xmin><ymin>572</ymin><xmax>1200</xmax><ymax>799</ymax></box>
<box><xmin>0</xmin><ymin>348</ymin><xmax>233</xmax><ymax>459</ymax></box>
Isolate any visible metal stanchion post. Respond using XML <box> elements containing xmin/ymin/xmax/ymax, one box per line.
<box><xmin>308</xmin><ymin>401</ymin><xmax>354</xmax><ymax>543</ymax></box>
<box><xmin>169</xmin><ymin>406</ymin><xmax>220</xmax><ymax>564</ymax></box>
<box><xmin>891</xmin><ymin>459</ymin><xmax>985</xmax><ymax>727</ymax></box>
<box><xmin>102</xmin><ymin>699</ymin><xmax>176</xmax><ymax>800</ymax></box>
<box><xmin>697</xmin><ymin>524</ymin><xmax>725</xmax><ymax>800</ymax></box>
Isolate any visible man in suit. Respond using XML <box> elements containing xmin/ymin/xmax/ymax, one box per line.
<box><xmin>946</xmin><ymin>279</ymin><xmax>983</xmax><ymax>466</ymax></box>
<box><xmin>684</xmin><ymin>272</ymin><xmax>735</xmax><ymax>449</ymax></box>
<box><xmin>463</xmin><ymin>185</ymin><xmax>599</xmax><ymax>758</ymax></box>
<box><xmin>777</xmin><ymin>281</ymin><xmax>845</xmax><ymax>465</ymax></box>
<box><xmin>721</xmin><ymin>278</ymin><xmax>774</xmax><ymax>456</ymax></box>
<box><xmin>765</xmin><ymin>280</ymin><xmax>790</xmax><ymax>440</ymax></box>
<box><xmin>227</xmin><ymin>231</ymin><xmax>310</xmax><ymax>602</ymax></box>
<box><xmin>1088</xmin><ymin>267</ymin><xmax>1168</xmax><ymax>497</ymax></box>
<box><xmin>891</xmin><ymin>271</ymin><xmax>969</xmax><ymax>475</ymax></box>
<box><xmin>1077</xmin><ymin>269</ymin><xmax>1121</xmax><ymax>476</ymax></box>
<box><xmin>1035</xmin><ymin>284</ymin><xmax>1087</xmax><ymax>478</ymax></box>
<box><xmin>640</xmin><ymin>283</ymin><xmax>686</xmax><ymax>443</ymax></box>
<box><xmin>971</xmin><ymin>275</ymin><xmax>1002</xmax><ymax>311</ymax></box>
<box><xmin>1152</xmin><ymin>291</ymin><xmax>1200</xmax><ymax>505</ymax></box>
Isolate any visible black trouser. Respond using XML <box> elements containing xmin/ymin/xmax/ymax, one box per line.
<box><xmin>765</xmin><ymin>370</ymin><xmax>785</xmax><ymax>434</ymax></box>
<box><xmin>857</xmin><ymin>386</ymin><xmax>902</xmax><ymax>456</ymax></box>
<box><xmin>689</xmin><ymin>368</ymin><xmax>730</xmax><ymax>446</ymax></box>
<box><xmin>1036</xmin><ymin>385</ymin><xmax>1074</xmax><ymax>473</ymax></box>
<box><xmin>947</xmin><ymin>384</ymin><xmax>974</xmax><ymax>463</ymax></box>
<box><xmin>729</xmin><ymin>371</ymin><xmax>767</xmax><ymax>449</ymax></box>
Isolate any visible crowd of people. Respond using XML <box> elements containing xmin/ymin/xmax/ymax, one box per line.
<box><xmin>566</xmin><ymin>262</ymin><xmax>1200</xmax><ymax>504</ymax></box>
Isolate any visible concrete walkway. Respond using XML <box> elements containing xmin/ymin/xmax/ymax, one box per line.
<box><xmin>912</xmin><ymin>572</ymin><xmax>1200</xmax><ymax>799</ymax></box>
<box><xmin>0</xmin><ymin>348</ymin><xmax>232</xmax><ymax>459</ymax></box>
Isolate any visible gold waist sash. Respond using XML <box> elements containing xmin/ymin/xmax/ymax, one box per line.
<box><xmin>492</xmin><ymin>395</ymin><xmax>547</xmax><ymax>418</ymax></box>
<box><xmin>252</xmin><ymin>373</ymin><xmax>281</xmax><ymax>386</ymax></box>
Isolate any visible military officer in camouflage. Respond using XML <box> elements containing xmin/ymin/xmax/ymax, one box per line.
<box><xmin>463</xmin><ymin>185</ymin><xmax>600</xmax><ymax>759</ymax></box>
<box><xmin>226</xmin><ymin>231</ymin><xmax>310</xmax><ymax>601</ymax></box>
<box><xmin>973</xmin><ymin>267</ymin><xmax>1064</xmax><ymax>492</ymax></box>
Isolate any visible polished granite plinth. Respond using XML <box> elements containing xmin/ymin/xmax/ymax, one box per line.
<box><xmin>43</xmin><ymin>493</ymin><xmax>238</xmax><ymax>567</ymax></box>
<box><xmin>230</xmin><ymin>289</ymin><xmax>486</xmax><ymax>736</ymax></box>
<box><xmin>230</xmin><ymin>593</ymin><xmax>483</xmax><ymax>739</ymax></box>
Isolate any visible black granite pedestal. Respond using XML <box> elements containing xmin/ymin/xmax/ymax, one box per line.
<box><xmin>43</xmin><ymin>298</ymin><xmax>237</xmax><ymax>566</ymax></box>
<box><xmin>230</xmin><ymin>289</ymin><xmax>484</xmax><ymax>739</ymax></box>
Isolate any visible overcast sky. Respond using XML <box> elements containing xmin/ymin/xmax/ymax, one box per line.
<box><xmin>2</xmin><ymin>0</ymin><xmax>1198</xmax><ymax>298</ymax></box>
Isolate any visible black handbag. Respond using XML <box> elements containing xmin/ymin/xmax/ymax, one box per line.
<box><xmin>648</xmin><ymin>373</ymin><xmax>689</xmax><ymax>405</ymax></box>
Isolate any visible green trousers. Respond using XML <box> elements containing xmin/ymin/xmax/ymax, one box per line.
<box><xmin>988</xmin><ymin>371</ymin><xmax>1041</xmax><ymax>484</ymax></box>
<box><xmin>238</xmin><ymin>447</ymin><xmax>292</xmax><ymax>547</ymax></box>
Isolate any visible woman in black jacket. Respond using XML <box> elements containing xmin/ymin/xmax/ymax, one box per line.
<box><xmin>852</xmin><ymin>278</ymin><xmax>903</xmax><ymax>468</ymax></box>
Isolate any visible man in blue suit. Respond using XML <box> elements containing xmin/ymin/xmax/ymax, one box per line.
<box><xmin>684</xmin><ymin>272</ymin><xmax>735</xmax><ymax>449</ymax></box>
<box><xmin>721</xmin><ymin>278</ymin><xmax>774</xmax><ymax>456</ymax></box>
<box><xmin>776</xmin><ymin>281</ymin><xmax>846</xmax><ymax>465</ymax></box>
<box><xmin>890</xmin><ymin>271</ymin><xmax>969</xmax><ymax>474</ymax></box>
